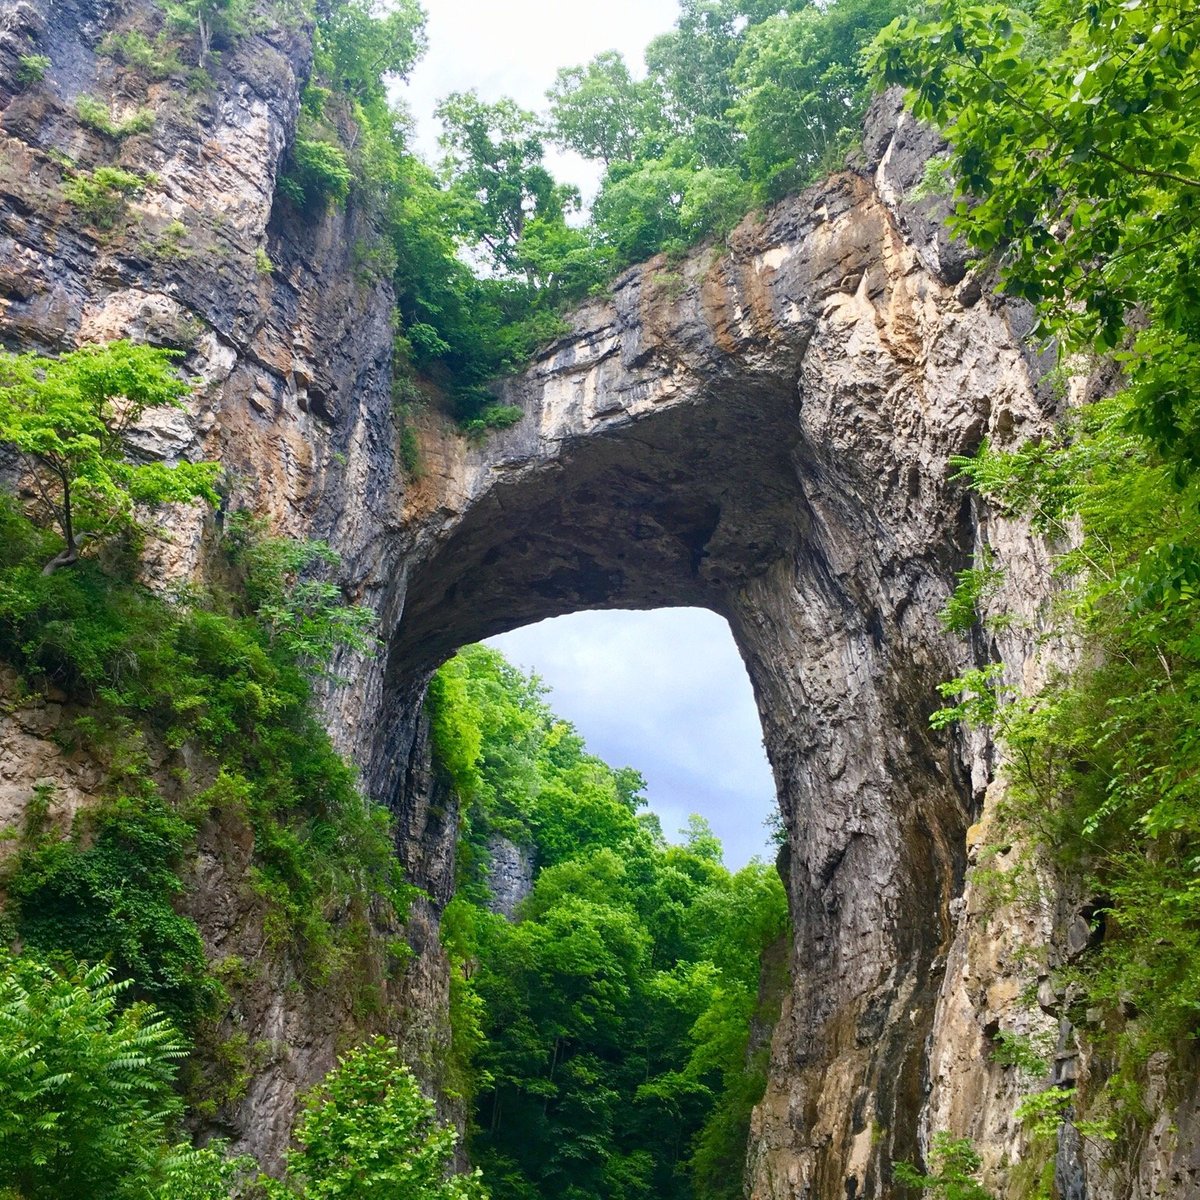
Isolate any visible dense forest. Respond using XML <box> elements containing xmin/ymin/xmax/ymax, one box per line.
<box><xmin>429</xmin><ymin>647</ymin><xmax>787</xmax><ymax>1200</ymax></box>
<box><xmin>1</xmin><ymin>0</ymin><xmax>1199</xmax><ymax>1195</ymax></box>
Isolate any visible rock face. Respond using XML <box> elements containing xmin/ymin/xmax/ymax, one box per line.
<box><xmin>485</xmin><ymin>835</ymin><xmax>535</xmax><ymax>919</ymax></box>
<box><xmin>2</xmin><ymin>6</ymin><xmax>1198</xmax><ymax>1195</ymax></box>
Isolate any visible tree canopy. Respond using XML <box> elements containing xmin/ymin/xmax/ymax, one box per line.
<box><xmin>0</xmin><ymin>341</ymin><xmax>218</xmax><ymax>573</ymax></box>
<box><xmin>429</xmin><ymin>646</ymin><xmax>789</xmax><ymax>1200</ymax></box>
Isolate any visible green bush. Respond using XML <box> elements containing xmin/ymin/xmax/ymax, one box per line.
<box><xmin>98</xmin><ymin>30</ymin><xmax>184</xmax><ymax>79</ymax></box>
<box><xmin>278</xmin><ymin>136</ymin><xmax>354</xmax><ymax>209</ymax></box>
<box><xmin>0</xmin><ymin>951</ymin><xmax>247</xmax><ymax>1200</ymax></box>
<box><xmin>0</xmin><ymin>494</ymin><xmax>408</xmax><ymax>992</ymax></box>
<box><xmin>9</xmin><ymin>790</ymin><xmax>221</xmax><ymax>1031</ymax></box>
<box><xmin>893</xmin><ymin>1133</ymin><xmax>992</xmax><ymax>1199</ymax></box>
<box><xmin>62</xmin><ymin>166</ymin><xmax>145</xmax><ymax>229</ymax></box>
<box><xmin>265</xmin><ymin>1038</ymin><xmax>485</xmax><ymax>1200</ymax></box>
<box><xmin>461</xmin><ymin>404</ymin><xmax>525</xmax><ymax>441</ymax></box>
<box><xmin>17</xmin><ymin>54</ymin><xmax>50</xmax><ymax>84</ymax></box>
<box><xmin>76</xmin><ymin>95</ymin><xmax>155</xmax><ymax>138</ymax></box>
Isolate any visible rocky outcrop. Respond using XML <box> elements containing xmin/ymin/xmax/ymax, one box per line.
<box><xmin>0</xmin><ymin>0</ymin><xmax>429</xmax><ymax>1169</ymax></box>
<box><xmin>2</xmin><ymin>4</ymin><xmax>1197</xmax><ymax>1193</ymax></box>
<box><xmin>485</xmin><ymin>835</ymin><xmax>535</xmax><ymax>918</ymax></box>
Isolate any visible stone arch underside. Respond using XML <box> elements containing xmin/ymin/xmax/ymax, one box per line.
<box><xmin>368</xmin><ymin>138</ymin><xmax>1047</xmax><ymax>1195</ymax></box>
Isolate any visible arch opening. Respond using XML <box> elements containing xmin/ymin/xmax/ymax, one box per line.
<box><xmin>486</xmin><ymin>607</ymin><xmax>778</xmax><ymax>870</ymax></box>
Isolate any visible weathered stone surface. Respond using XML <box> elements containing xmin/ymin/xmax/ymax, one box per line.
<box><xmin>485</xmin><ymin>835</ymin><xmax>535</xmax><ymax>918</ymax></box>
<box><xmin>3</xmin><ymin>5</ymin><xmax>1199</xmax><ymax>1192</ymax></box>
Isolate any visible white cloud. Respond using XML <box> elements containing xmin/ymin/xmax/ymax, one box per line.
<box><xmin>488</xmin><ymin>609</ymin><xmax>779</xmax><ymax>870</ymax></box>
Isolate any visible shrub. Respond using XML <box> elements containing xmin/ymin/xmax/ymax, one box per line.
<box><xmin>76</xmin><ymin>95</ymin><xmax>155</xmax><ymax>138</ymax></box>
<box><xmin>0</xmin><ymin>495</ymin><xmax>407</xmax><ymax>994</ymax></box>
<box><xmin>278</xmin><ymin>136</ymin><xmax>354</xmax><ymax>209</ymax></box>
<box><xmin>0</xmin><ymin>952</ymin><xmax>184</xmax><ymax>1198</ymax></box>
<box><xmin>98</xmin><ymin>30</ymin><xmax>184</xmax><ymax>79</ymax></box>
<box><xmin>265</xmin><ymin>1038</ymin><xmax>485</xmax><ymax>1200</ymax></box>
<box><xmin>17</xmin><ymin>54</ymin><xmax>50</xmax><ymax>84</ymax></box>
<box><xmin>62</xmin><ymin>166</ymin><xmax>146</xmax><ymax>229</ymax></box>
<box><xmin>461</xmin><ymin>404</ymin><xmax>524</xmax><ymax>441</ymax></box>
<box><xmin>9</xmin><ymin>790</ymin><xmax>222</xmax><ymax>1031</ymax></box>
<box><xmin>893</xmin><ymin>1133</ymin><xmax>993</xmax><ymax>1200</ymax></box>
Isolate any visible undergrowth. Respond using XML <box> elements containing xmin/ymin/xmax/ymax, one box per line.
<box><xmin>0</xmin><ymin>494</ymin><xmax>415</xmax><ymax>1081</ymax></box>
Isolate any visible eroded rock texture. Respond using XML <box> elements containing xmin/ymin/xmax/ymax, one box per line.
<box><xmin>367</xmin><ymin>99</ymin><xmax>1044</xmax><ymax>1192</ymax></box>
<box><xmin>3</xmin><ymin>3</ymin><xmax>1198</xmax><ymax>1193</ymax></box>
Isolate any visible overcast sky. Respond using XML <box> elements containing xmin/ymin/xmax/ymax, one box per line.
<box><xmin>402</xmin><ymin>0</ymin><xmax>680</xmax><ymax>197</ymax></box>
<box><xmin>398</xmin><ymin>2</ymin><xmax>780</xmax><ymax>870</ymax></box>
<box><xmin>488</xmin><ymin>611</ymin><xmax>779</xmax><ymax>870</ymax></box>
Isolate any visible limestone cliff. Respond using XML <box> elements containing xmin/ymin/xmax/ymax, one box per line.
<box><xmin>1</xmin><ymin>2</ymin><xmax>1197</xmax><ymax>1194</ymax></box>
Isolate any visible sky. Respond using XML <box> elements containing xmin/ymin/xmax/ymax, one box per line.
<box><xmin>399</xmin><ymin>2</ymin><xmax>781</xmax><ymax>870</ymax></box>
<box><xmin>401</xmin><ymin>0</ymin><xmax>680</xmax><ymax>197</ymax></box>
<box><xmin>488</xmin><ymin>611</ymin><xmax>779</xmax><ymax>870</ymax></box>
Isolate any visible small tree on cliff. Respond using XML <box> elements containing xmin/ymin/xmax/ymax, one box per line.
<box><xmin>266</xmin><ymin>1037</ymin><xmax>487</xmax><ymax>1200</ymax></box>
<box><xmin>0</xmin><ymin>340</ymin><xmax>219</xmax><ymax>573</ymax></box>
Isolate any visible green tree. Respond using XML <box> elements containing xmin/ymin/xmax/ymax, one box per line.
<box><xmin>546</xmin><ymin>51</ymin><xmax>665</xmax><ymax>166</ymax></box>
<box><xmin>732</xmin><ymin>0</ymin><xmax>905</xmax><ymax>200</ymax></box>
<box><xmin>428</xmin><ymin>645</ymin><xmax>789</xmax><ymax>1200</ymax></box>
<box><xmin>643</xmin><ymin>0</ymin><xmax>754</xmax><ymax>169</ymax></box>
<box><xmin>436</xmin><ymin>92</ymin><xmax>573</xmax><ymax>277</ymax></box>
<box><xmin>0</xmin><ymin>951</ymin><xmax>237</xmax><ymax>1200</ymax></box>
<box><xmin>893</xmin><ymin>1133</ymin><xmax>993</xmax><ymax>1199</ymax></box>
<box><xmin>869</xmin><ymin>0</ymin><xmax>1200</xmax><ymax>470</ymax></box>
<box><xmin>870</xmin><ymin>0</ymin><xmax>1200</xmax><ymax>1130</ymax></box>
<box><xmin>162</xmin><ymin>0</ymin><xmax>250</xmax><ymax>63</ymax></box>
<box><xmin>0</xmin><ymin>341</ymin><xmax>218</xmax><ymax>573</ymax></box>
<box><xmin>314</xmin><ymin>0</ymin><xmax>427</xmax><ymax>103</ymax></box>
<box><xmin>266</xmin><ymin>1038</ymin><xmax>485</xmax><ymax>1200</ymax></box>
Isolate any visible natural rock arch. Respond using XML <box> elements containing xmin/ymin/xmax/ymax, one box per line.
<box><xmin>363</xmin><ymin>110</ymin><xmax>1047</xmax><ymax>1192</ymax></box>
<box><xmin>0</xmin><ymin>11</ymin><xmax>1056</xmax><ymax>1176</ymax></box>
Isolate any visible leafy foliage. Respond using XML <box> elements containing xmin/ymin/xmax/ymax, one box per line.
<box><xmin>285</xmin><ymin>0</ymin><xmax>903</xmax><ymax>423</ymax></box>
<box><xmin>0</xmin><ymin>491</ymin><xmax>407</xmax><ymax>991</ymax></box>
<box><xmin>427</xmin><ymin>646</ymin><xmax>789</xmax><ymax>1200</ymax></box>
<box><xmin>0</xmin><ymin>952</ymin><xmax>246</xmax><ymax>1200</ymax></box>
<box><xmin>265</xmin><ymin>1038</ymin><xmax>484</xmax><ymax>1200</ymax></box>
<box><xmin>17</xmin><ymin>53</ymin><xmax>51</xmax><ymax>84</ymax></box>
<box><xmin>0</xmin><ymin>341</ymin><xmax>217</xmax><ymax>572</ymax></box>
<box><xmin>732</xmin><ymin>0</ymin><xmax>905</xmax><ymax>201</ymax></box>
<box><xmin>893</xmin><ymin>1133</ymin><xmax>993</xmax><ymax>1200</ymax></box>
<box><xmin>9</xmin><ymin>790</ymin><xmax>220</xmax><ymax>1031</ymax></box>
<box><xmin>61</xmin><ymin>166</ymin><xmax>148</xmax><ymax>229</ymax></box>
<box><xmin>99</xmin><ymin>30</ymin><xmax>184</xmax><ymax>79</ymax></box>
<box><xmin>223</xmin><ymin>511</ymin><xmax>377</xmax><ymax>676</ymax></box>
<box><xmin>874</xmin><ymin>0</ymin><xmax>1200</xmax><ymax>1139</ymax></box>
<box><xmin>161</xmin><ymin>0</ymin><xmax>251</xmax><ymax>64</ymax></box>
<box><xmin>76</xmin><ymin>95</ymin><xmax>155</xmax><ymax>138</ymax></box>
<box><xmin>870</xmin><ymin>0</ymin><xmax>1200</xmax><ymax>473</ymax></box>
